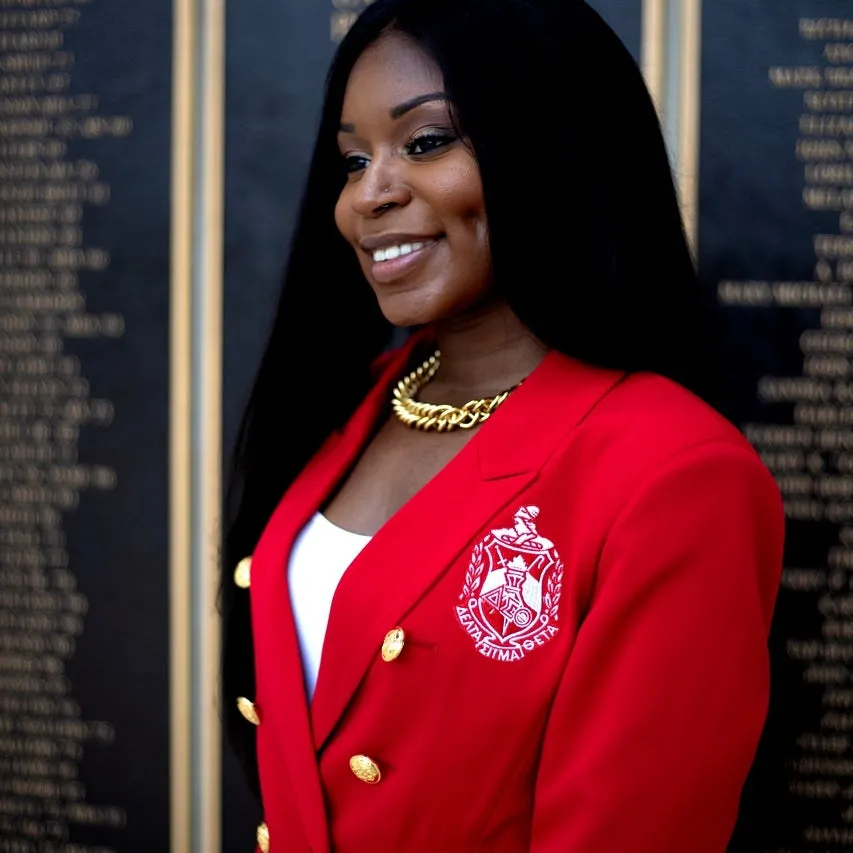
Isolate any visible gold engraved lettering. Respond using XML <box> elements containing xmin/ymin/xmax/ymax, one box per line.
<box><xmin>0</xmin><ymin>1</ymin><xmax>126</xmax><ymax>846</ymax></box>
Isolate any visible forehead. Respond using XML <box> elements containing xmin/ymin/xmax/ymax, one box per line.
<box><xmin>342</xmin><ymin>32</ymin><xmax>444</xmax><ymax>114</ymax></box>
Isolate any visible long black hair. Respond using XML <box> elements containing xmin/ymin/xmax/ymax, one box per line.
<box><xmin>222</xmin><ymin>0</ymin><xmax>719</xmax><ymax>797</ymax></box>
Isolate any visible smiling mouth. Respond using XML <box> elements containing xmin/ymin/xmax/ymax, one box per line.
<box><xmin>367</xmin><ymin>237</ymin><xmax>442</xmax><ymax>284</ymax></box>
<box><xmin>371</xmin><ymin>239</ymin><xmax>438</xmax><ymax>263</ymax></box>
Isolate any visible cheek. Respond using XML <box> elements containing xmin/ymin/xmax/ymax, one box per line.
<box><xmin>457</xmin><ymin>187</ymin><xmax>490</xmax><ymax>263</ymax></box>
<box><xmin>437</xmin><ymin>166</ymin><xmax>487</xmax><ymax>235</ymax></box>
<box><xmin>334</xmin><ymin>190</ymin><xmax>354</xmax><ymax>242</ymax></box>
<box><xmin>455</xmin><ymin>177</ymin><xmax>491</xmax><ymax>280</ymax></box>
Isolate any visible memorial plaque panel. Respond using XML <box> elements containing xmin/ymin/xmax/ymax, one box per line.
<box><xmin>699</xmin><ymin>3</ymin><xmax>853</xmax><ymax>850</ymax></box>
<box><xmin>0</xmin><ymin>1</ymin><xmax>172</xmax><ymax>850</ymax></box>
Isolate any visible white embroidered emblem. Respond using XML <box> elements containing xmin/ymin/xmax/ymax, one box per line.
<box><xmin>456</xmin><ymin>505</ymin><xmax>563</xmax><ymax>662</ymax></box>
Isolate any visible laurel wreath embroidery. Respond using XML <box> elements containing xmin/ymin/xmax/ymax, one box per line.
<box><xmin>543</xmin><ymin>557</ymin><xmax>564</xmax><ymax>622</ymax></box>
<box><xmin>459</xmin><ymin>541</ymin><xmax>485</xmax><ymax>600</ymax></box>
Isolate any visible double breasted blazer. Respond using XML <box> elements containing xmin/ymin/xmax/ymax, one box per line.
<box><xmin>239</xmin><ymin>336</ymin><xmax>785</xmax><ymax>853</ymax></box>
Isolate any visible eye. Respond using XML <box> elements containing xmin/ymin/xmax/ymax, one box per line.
<box><xmin>406</xmin><ymin>131</ymin><xmax>456</xmax><ymax>157</ymax></box>
<box><xmin>342</xmin><ymin>153</ymin><xmax>369</xmax><ymax>174</ymax></box>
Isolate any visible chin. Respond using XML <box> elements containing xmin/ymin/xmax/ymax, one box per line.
<box><xmin>372</xmin><ymin>288</ymin><xmax>443</xmax><ymax>329</ymax></box>
<box><xmin>377</xmin><ymin>306</ymin><xmax>432</xmax><ymax>328</ymax></box>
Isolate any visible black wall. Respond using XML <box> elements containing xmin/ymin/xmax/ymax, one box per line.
<box><xmin>0</xmin><ymin>1</ymin><xmax>171</xmax><ymax>851</ymax></box>
<box><xmin>701</xmin><ymin>3</ymin><xmax>853</xmax><ymax>851</ymax></box>
<box><xmin>14</xmin><ymin>1</ymin><xmax>845</xmax><ymax>851</ymax></box>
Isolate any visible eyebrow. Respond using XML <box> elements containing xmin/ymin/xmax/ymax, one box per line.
<box><xmin>339</xmin><ymin>92</ymin><xmax>448</xmax><ymax>133</ymax></box>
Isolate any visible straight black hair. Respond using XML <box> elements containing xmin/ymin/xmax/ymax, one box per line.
<box><xmin>222</xmin><ymin>0</ymin><xmax>720</xmax><ymax>797</ymax></box>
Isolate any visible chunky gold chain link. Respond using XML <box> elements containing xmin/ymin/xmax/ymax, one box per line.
<box><xmin>391</xmin><ymin>349</ymin><xmax>514</xmax><ymax>432</ymax></box>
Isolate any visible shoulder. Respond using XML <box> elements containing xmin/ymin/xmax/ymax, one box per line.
<box><xmin>537</xmin><ymin>353</ymin><xmax>779</xmax><ymax>519</ymax></box>
<box><xmin>539</xmin><ymin>357</ymin><xmax>783</xmax><ymax>621</ymax></box>
<box><xmin>604</xmin><ymin>371</ymin><xmax>749</xmax><ymax>451</ymax></box>
<box><xmin>546</xmin><ymin>351</ymin><xmax>756</xmax><ymax>463</ymax></box>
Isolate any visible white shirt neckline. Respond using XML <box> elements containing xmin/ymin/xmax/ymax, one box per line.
<box><xmin>287</xmin><ymin>512</ymin><xmax>373</xmax><ymax>699</ymax></box>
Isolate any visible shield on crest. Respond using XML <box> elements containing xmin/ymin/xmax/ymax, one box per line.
<box><xmin>457</xmin><ymin>506</ymin><xmax>563</xmax><ymax>661</ymax></box>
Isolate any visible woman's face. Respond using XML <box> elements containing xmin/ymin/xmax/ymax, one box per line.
<box><xmin>334</xmin><ymin>32</ymin><xmax>492</xmax><ymax>328</ymax></box>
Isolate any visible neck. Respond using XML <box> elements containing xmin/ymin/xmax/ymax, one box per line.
<box><xmin>421</xmin><ymin>301</ymin><xmax>548</xmax><ymax>402</ymax></box>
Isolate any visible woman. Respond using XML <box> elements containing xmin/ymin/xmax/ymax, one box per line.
<box><xmin>222</xmin><ymin>1</ymin><xmax>785</xmax><ymax>850</ymax></box>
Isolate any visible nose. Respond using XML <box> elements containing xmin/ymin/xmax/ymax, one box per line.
<box><xmin>350</xmin><ymin>155</ymin><xmax>412</xmax><ymax>218</ymax></box>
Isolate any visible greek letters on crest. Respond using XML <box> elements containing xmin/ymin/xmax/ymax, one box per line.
<box><xmin>456</xmin><ymin>505</ymin><xmax>563</xmax><ymax>662</ymax></box>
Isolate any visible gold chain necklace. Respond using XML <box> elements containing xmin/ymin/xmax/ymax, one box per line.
<box><xmin>391</xmin><ymin>349</ymin><xmax>516</xmax><ymax>432</ymax></box>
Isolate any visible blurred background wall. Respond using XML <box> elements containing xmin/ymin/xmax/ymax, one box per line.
<box><xmin>0</xmin><ymin>0</ymin><xmax>851</xmax><ymax>851</ymax></box>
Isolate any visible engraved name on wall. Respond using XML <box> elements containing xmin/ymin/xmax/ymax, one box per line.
<box><xmin>0</xmin><ymin>0</ymin><xmax>170</xmax><ymax>849</ymax></box>
<box><xmin>702</xmin><ymin>7</ymin><xmax>853</xmax><ymax>851</ymax></box>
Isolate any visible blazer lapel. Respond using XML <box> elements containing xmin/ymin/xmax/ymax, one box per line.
<box><xmin>250</xmin><ymin>433</ymin><xmax>339</xmax><ymax>853</ymax></box>
<box><xmin>309</xmin><ymin>351</ymin><xmax>625</xmax><ymax>751</ymax></box>
<box><xmin>250</xmin><ymin>336</ymin><xmax>427</xmax><ymax>853</ymax></box>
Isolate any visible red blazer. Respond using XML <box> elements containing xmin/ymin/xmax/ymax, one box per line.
<box><xmin>242</xmin><ymin>338</ymin><xmax>784</xmax><ymax>853</ymax></box>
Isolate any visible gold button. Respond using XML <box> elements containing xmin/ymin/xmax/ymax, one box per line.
<box><xmin>381</xmin><ymin>627</ymin><xmax>405</xmax><ymax>662</ymax></box>
<box><xmin>236</xmin><ymin>696</ymin><xmax>260</xmax><ymax>726</ymax></box>
<box><xmin>349</xmin><ymin>754</ymin><xmax>381</xmax><ymax>784</ymax></box>
<box><xmin>233</xmin><ymin>556</ymin><xmax>252</xmax><ymax>589</ymax></box>
<box><xmin>256</xmin><ymin>820</ymin><xmax>269</xmax><ymax>853</ymax></box>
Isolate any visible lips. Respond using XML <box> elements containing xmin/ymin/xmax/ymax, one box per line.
<box><xmin>371</xmin><ymin>240</ymin><xmax>433</xmax><ymax>263</ymax></box>
<box><xmin>359</xmin><ymin>232</ymin><xmax>442</xmax><ymax>253</ymax></box>
<box><xmin>367</xmin><ymin>236</ymin><xmax>442</xmax><ymax>284</ymax></box>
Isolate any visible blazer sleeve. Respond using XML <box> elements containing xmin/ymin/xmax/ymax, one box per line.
<box><xmin>530</xmin><ymin>440</ymin><xmax>785</xmax><ymax>853</ymax></box>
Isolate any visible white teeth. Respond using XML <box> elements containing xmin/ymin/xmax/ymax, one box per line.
<box><xmin>373</xmin><ymin>241</ymin><xmax>427</xmax><ymax>263</ymax></box>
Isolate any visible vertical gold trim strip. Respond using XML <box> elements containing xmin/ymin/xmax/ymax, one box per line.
<box><xmin>169</xmin><ymin>0</ymin><xmax>194</xmax><ymax>849</ymax></box>
<box><xmin>641</xmin><ymin>0</ymin><xmax>667</xmax><ymax>117</ymax></box>
<box><xmin>197</xmin><ymin>0</ymin><xmax>224</xmax><ymax>849</ymax></box>
<box><xmin>678</xmin><ymin>0</ymin><xmax>702</xmax><ymax>256</ymax></box>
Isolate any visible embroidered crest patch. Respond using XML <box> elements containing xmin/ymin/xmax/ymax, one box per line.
<box><xmin>456</xmin><ymin>505</ymin><xmax>563</xmax><ymax>662</ymax></box>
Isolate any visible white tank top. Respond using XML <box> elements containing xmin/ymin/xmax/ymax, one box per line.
<box><xmin>288</xmin><ymin>512</ymin><xmax>372</xmax><ymax>699</ymax></box>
